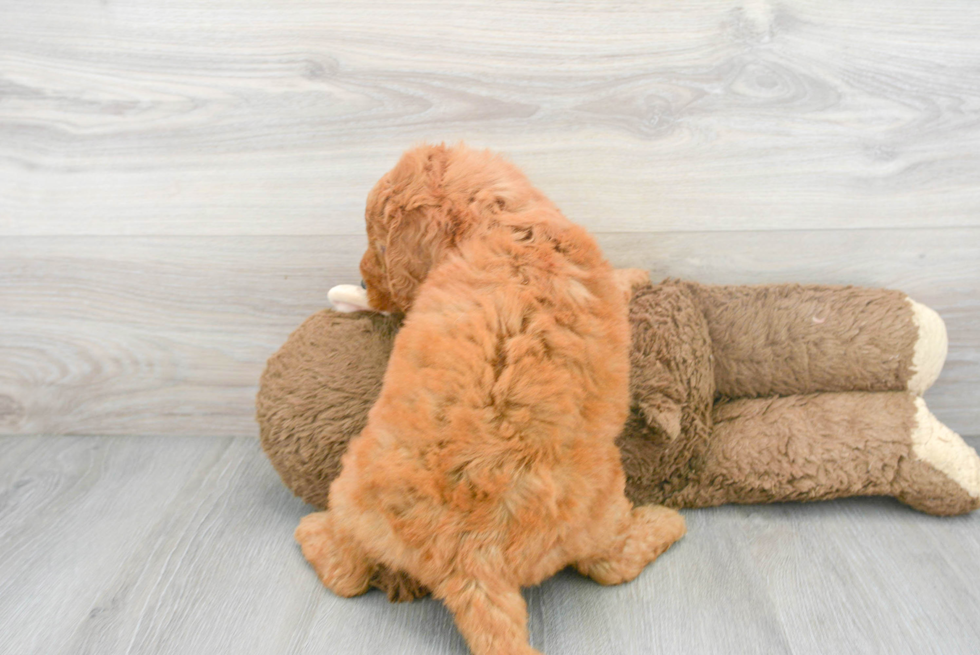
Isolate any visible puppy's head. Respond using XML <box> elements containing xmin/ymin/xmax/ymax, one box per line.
<box><xmin>359</xmin><ymin>143</ymin><xmax>545</xmax><ymax>312</ymax></box>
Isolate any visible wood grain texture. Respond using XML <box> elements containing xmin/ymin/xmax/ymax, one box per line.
<box><xmin>1</xmin><ymin>228</ymin><xmax>976</xmax><ymax>438</ymax></box>
<box><xmin>2</xmin><ymin>1</ymin><xmax>979</xmax><ymax>235</ymax></box>
<box><xmin>1</xmin><ymin>435</ymin><xmax>979</xmax><ymax>654</ymax></box>
<box><xmin>2</xmin><ymin>3</ymin><xmax>977</xmax><ymax>652</ymax></box>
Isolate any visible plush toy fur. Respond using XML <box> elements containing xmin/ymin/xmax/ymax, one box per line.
<box><xmin>620</xmin><ymin>280</ymin><xmax>978</xmax><ymax>516</ymax></box>
<box><xmin>258</xmin><ymin>277</ymin><xmax>980</xmax><ymax>602</ymax></box>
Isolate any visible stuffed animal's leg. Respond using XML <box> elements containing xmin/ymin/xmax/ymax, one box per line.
<box><xmin>678</xmin><ymin>281</ymin><xmax>947</xmax><ymax>397</ymax></box>
<box><xmin>295</xmin><ymin>511</ymin><xmax>374</xmax><ymax>597</ymax></box>
<box><xmin>435</xmin><ymin>573</ymin><xmax>540</xmax><ymax>655</ymax></box>
<box><xmin>700</xmin><ymin>392</ymin><xmax>980</xmax><ymax>515</ymax></box>
<box><xmin>574</xmin><ymin>497</ymin><xmax>686</xmax><ymax>586</ymax></box>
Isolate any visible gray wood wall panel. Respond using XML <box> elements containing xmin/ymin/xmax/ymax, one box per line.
<box><xmin>1</xmin><ymin>229</ymin><xmax>976</xmax><ymax>438</ymax></box>
<box><xmin>2</xmin><ymin>1</ymin><xmax>980</xmax><ymax>235</ymax></box>
<box><xmin>0</xmin><ymin>1</ymin><xmax>977</xmax><ymax>436</ymax></box>
<box><xmin>2</xmin><ymin>435</ymin><xmax>979</xmax><ymax>655</ymax></box>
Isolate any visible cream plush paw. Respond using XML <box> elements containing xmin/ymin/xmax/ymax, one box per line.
<box><xmin>910</xmin><ymin>397</ymin><xmax>980</xmax><ymax>501</ymax></box>
<box><xmin>906</xmin><ymin>299</ymin><xmax>948</xmax><ymax>395</ymax></box>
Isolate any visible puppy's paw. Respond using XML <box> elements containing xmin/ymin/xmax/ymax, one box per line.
<box><xmin>577</xmin><ymin>505</ymin><xmax>685</xmax><ymax>586</ymax></box>
<box><xmin>295</xmin><ymin>512</ymin><xmax>373</xmax><ymax>597</ymax></box>
<box><xmin>632</xmin><ymin>504</ymin><xmax>687</xmax><ymax>551</ymax></box>
<box><xmin>613</xmin><ymin>268</ymin><xmax>651</xmax><ymax>301</ymax></box>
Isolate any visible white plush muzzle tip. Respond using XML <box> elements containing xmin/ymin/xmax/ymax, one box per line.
<box><xmin>328</xmin><ymin>284</ymin><xmax>372</xmax><ymax>313</ymax></box>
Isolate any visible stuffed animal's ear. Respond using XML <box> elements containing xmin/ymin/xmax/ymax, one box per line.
<box><xmin>632</xmin><ymin>375</ymin><xmax>684</xmax><ymax>440</ymax></box>
<box><xmin>628</xmin><ymin>281</ymin><xmax>715</xmax><ymax>441</ymax></box>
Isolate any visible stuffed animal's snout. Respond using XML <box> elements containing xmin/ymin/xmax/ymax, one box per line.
<box><xmin>328</xmin><ymin>284</ymin><xmax>373</xmax><ymax>313</ymax></box>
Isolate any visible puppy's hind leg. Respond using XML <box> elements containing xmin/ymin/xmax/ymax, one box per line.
<box><xmin>436</xmin><ymin>573</ymin><xmax>541</xmax><ymax>655</ymax></box>
<box><xmin>575</xmin><ymin>500</ymin><xmax>686</xmax><ymax>586</ymax></box>
<box><xmin>295</xmin><ymin>511</ymin><xmax>374</xmax><ymax>597</ymax></box>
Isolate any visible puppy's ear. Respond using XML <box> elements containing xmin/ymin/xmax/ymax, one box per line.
<box><xmin>382</xmin><ymin>204</ymin><xmax>459</xmax><ymax>310</ymax></box>
<box><xmin>373</xmin><ymin>144</ymin><xmax>485</xmax><ymax>309</ymax></box>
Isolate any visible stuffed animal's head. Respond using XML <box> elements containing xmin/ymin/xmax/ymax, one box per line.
<box><xmin>261</xmin><ymin>280</ymin><xmax>717</xmax><ymax>511</ymax></box>
<box><xmin>257</xmin><ymin>309</ymin><xmax>402</xmax><ymax>510</ymax></box>
<box><xmin>358</xmin><ymin>143</ymin><xmax>554</xmax><ymax>312</ymax></box>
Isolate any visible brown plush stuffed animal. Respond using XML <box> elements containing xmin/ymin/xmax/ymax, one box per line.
<box><xmin>257</xmin><ymin>277</ymin><xmax>980</xmax><ymax>601</ymax></box>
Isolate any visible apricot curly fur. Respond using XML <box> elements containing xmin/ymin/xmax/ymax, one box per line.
<box><xmin>293</xmin><ymin>144</ymin><xmax>685</xmax><ymax>655</ymax></box>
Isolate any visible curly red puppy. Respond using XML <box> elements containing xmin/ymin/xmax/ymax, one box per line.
<box><xmin>295</xmin><ymin>144</ymin><xmax>685</xmax><ymax>655</ymax></box>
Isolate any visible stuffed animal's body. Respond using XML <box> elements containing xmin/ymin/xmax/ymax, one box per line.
<box><xmin>258</xmin><ymin>278</ymin><xmax>980</xmax><ymax>601</ymax></box>
<box><xmin>620</xmin><ymin>280</ymin><xmax>977</xmax><ymax>517</ymax></box>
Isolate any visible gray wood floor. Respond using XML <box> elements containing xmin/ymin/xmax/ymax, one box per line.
<box><xmin>2</xmin><ymin>435</ymin><xmax>979</xmax><ymax>655</ymax></box>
